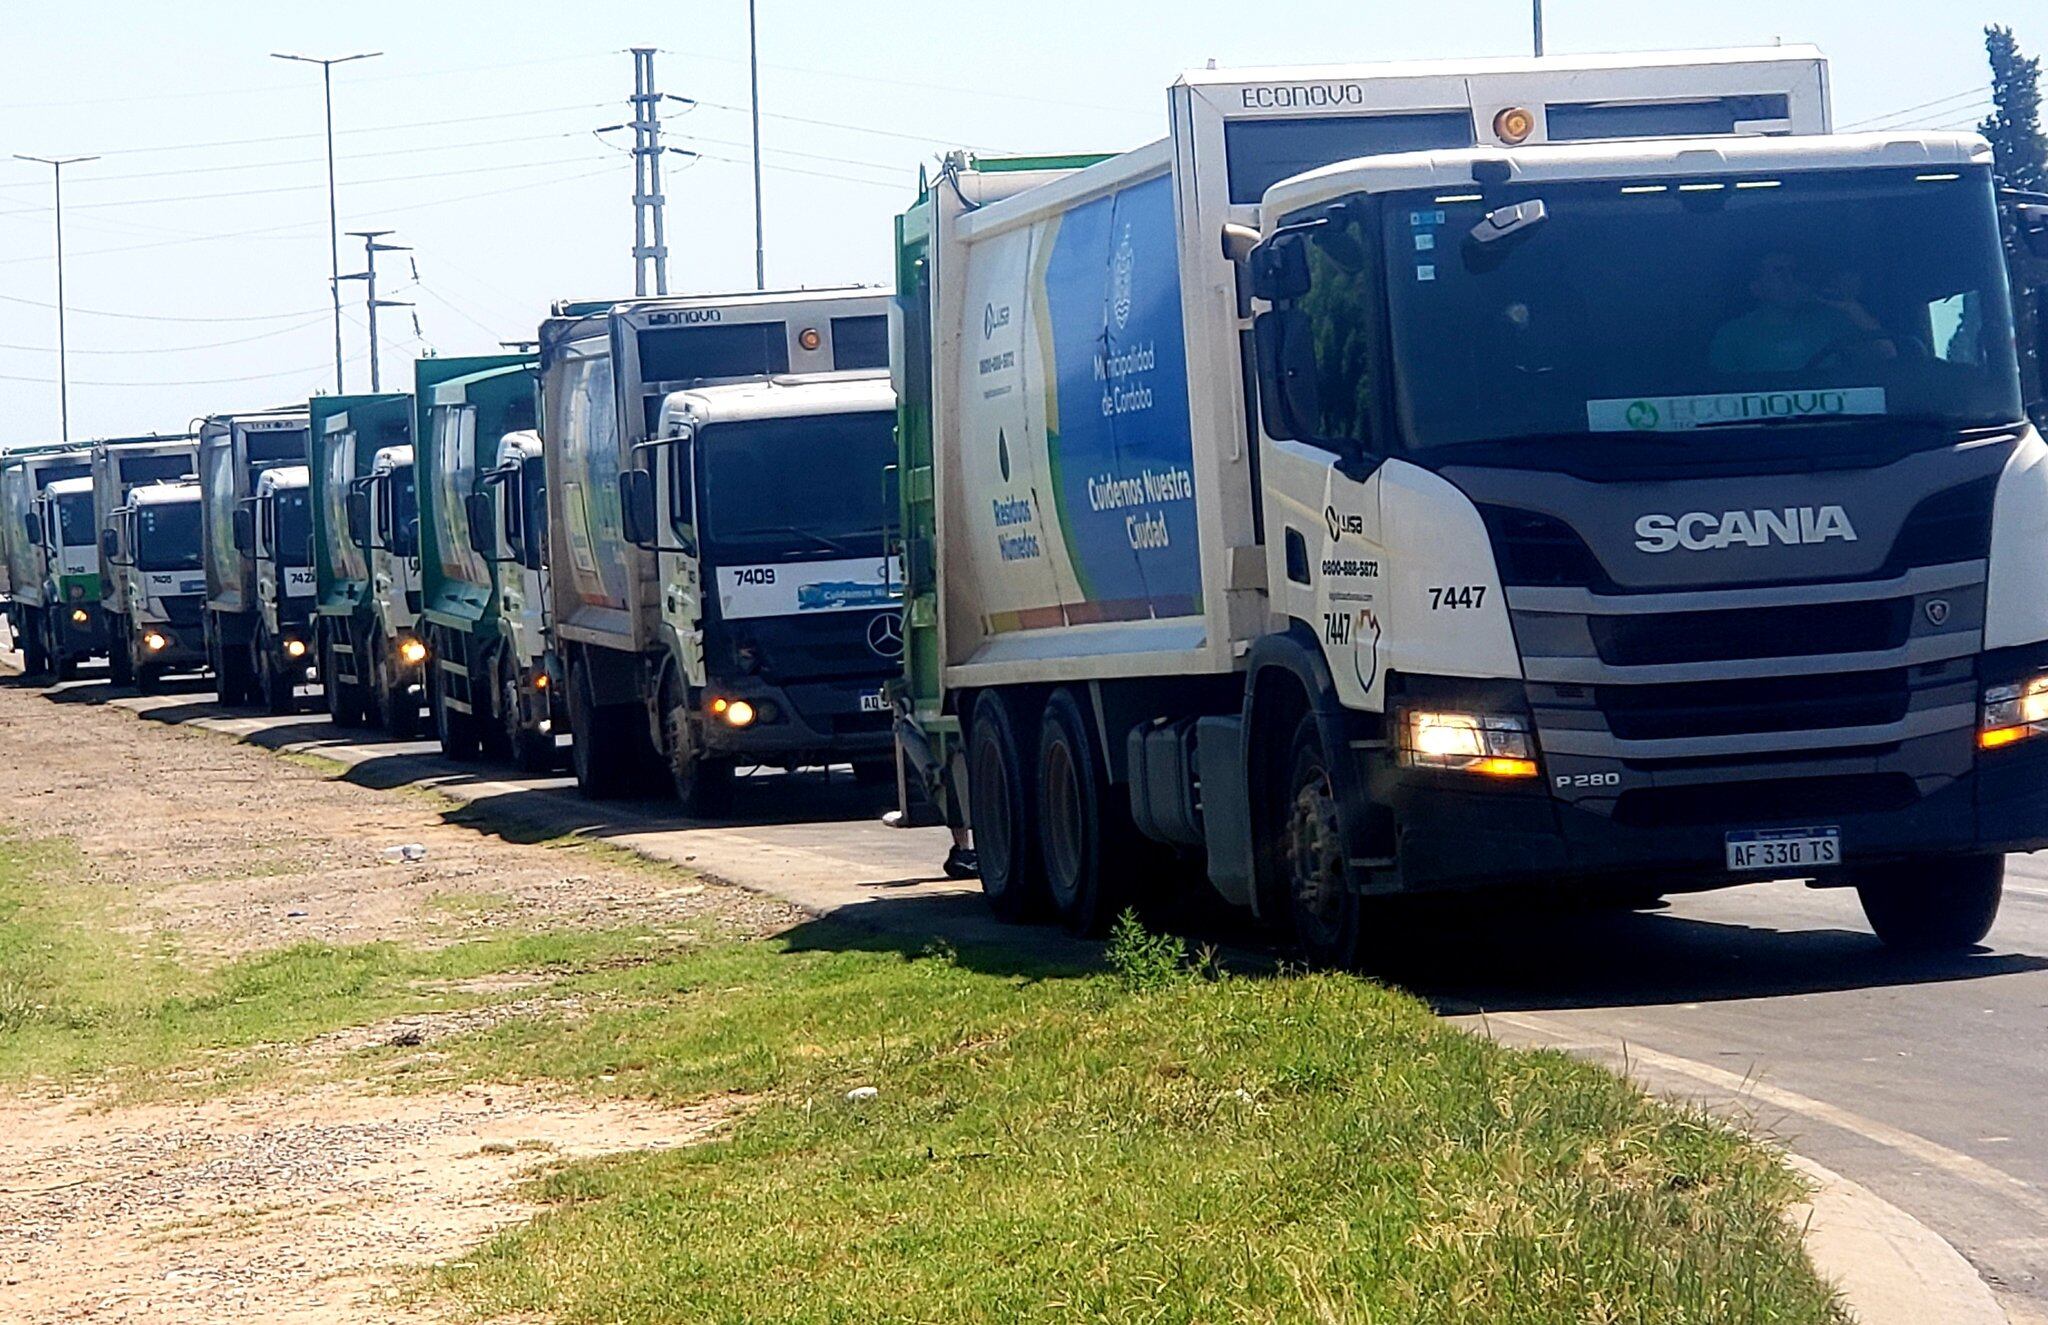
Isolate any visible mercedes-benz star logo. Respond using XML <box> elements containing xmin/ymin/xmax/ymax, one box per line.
<box><xmin>867</xmin><ymin>610</ymin><xmax>905</xmax><ymax>659</ymax></box>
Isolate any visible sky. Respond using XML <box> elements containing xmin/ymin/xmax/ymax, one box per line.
<box><xmin>0</xmin><ymin>0</ymin><xmax>2032</xmax><ymax>445</ymax></box>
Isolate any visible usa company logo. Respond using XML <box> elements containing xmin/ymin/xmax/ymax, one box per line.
<box><xmin>867</xmin><ymin>610</ymin><xmax>905</xmax><ymax>659</ymax></box>
<box><xmin>1112</xmin><ymin>224</ymin><xmax>1135</xmax><ymax>331</ymax></box>
<box><xmin>983</xmin><ymin>303</ymin><xmax>1012</xmax><ymax>340</ymax></box>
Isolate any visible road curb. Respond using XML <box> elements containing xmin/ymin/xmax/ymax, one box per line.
<box><xmin>1785</xmin><ymin>1152</ymin><xmax>2010</xmax><ymax>1325</ymax></box>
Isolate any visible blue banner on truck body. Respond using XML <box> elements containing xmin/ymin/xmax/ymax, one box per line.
<box><xmin>1040</xmin><ymin>174</ymin><xmax>1201</xmax><ymax>622</ymax></box>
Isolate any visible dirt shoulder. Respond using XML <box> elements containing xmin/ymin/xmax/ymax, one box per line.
<box><xmin>0</xmin><ymin>677</ymin><xmax>792</xmax><ymax>1323</ymax></box>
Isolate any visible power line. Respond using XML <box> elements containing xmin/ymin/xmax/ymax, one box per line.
<box><xmin>76</xmin><ymin>100</ymin><xmax>615</xmax><ymax>161</ymax></box>
<box><xmin>0</xmin><ymin>290</ymin><xmax>327</xmax><ymax>323</ymax></box>
<box><xmin>0</xmin><ymin>315</ymin><xmax>331</xmax><ymax>357</ymax></box>
<box><xmin>1840</xmin><ymin>86</ymin><xmax>1991</xmax><ymax>131</ymax></box>
<box><xmin>0</xmin><ymin>352</ymin><xmax>362</xmax><ymax>389</ymax></box>
<box><xmin>58</xmin><ymin>152</ymin><xmax>613</xmax><ymax>212</ymax></box>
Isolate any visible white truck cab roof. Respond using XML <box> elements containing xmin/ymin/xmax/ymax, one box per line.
<box><xmin>131</xmin><ymin>480</ymin><xmax>201</xmax><ymax>508</ymax></box>
<box><xmin>255</xmin><ymin>465</ymin><xmax>310</xmax><ymax>498</ymax></box>
<box><xmin>44</xmin><ymin>475</ymin><xmax>94</xmax><ymax>499</ymax></box>
<box><xmin>657</xmin><ymin>372</ymin><xmax>895</xmax><ymax>435</ymax></box>
<box><xmin>1264</xmin><ymin>130</ymin><xmax>1991</xmax><ymax>220</ymax></box>
<box><xmin>496</xmin><ymin>430</ymin><xmax>542</xmax><ymax>467</ymax></box>
<box><xmin>371</xmin><ymin>444</ymin><xmax>415</xmax><ymax>476</ymax></box>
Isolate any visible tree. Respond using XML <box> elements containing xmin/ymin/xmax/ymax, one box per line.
<box><xmin>1982</xmin><ymin>25</ymin><xmax>2046</xmax><ymax>192</ymax></box>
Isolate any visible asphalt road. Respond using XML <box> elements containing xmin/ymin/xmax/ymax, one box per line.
<box><xmin>12</xmin><ymin>655</ymin><xmax>2048</xmax><ymax>1320</ymax></box>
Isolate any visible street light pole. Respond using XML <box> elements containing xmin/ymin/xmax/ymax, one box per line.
<box><xmin>748</xmin><ymin>0</ymin><xmax>766</xmax><ymax>290</ymax></box>
<box><xmin>13</xmin><ymin>153</ymin><xmax>98</xmax><ymax>442</ymax></box>
<box><xmin>272</xmin><ymin>50</ymin><xmax>381</xmax><ymax>394</ymax></box>
<box><xmin>1533</xmin><ymin>0</ymin><xmax>1545</xmax><ymax>57</ymax></box>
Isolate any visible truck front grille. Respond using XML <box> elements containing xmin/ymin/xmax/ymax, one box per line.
<box><xmin>1596</xmin><ymin>669</ymin><xmax>1911</xmax><ymax>741</ymax></box>
<box><xmin>1588</xmin><ymin>597</ymin><xmax>1910</xmax><ymax>667</ymax></box>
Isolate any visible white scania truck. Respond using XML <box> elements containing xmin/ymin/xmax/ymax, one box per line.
<box><xmin>541</xmin><ymin>289</ymin><xmax>903</xmax><ymax>810</ymax></box>
<box><xmin>892</xmin><ymin>48</ymin><xmax>2048</xmax><ymax>961</ymax></box>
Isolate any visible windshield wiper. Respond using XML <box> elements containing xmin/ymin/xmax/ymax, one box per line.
<box><xmin>738</xmin><ymin>525</ymin><xmax>858</xmax><ymax>556</ymax></box>
<box><xmin>1691</xmin><ymin>415</ymin><xmax>1861</xmax><ymax>431</ymax></box>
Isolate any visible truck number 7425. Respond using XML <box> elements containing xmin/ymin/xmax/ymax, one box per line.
<box><xmin>1427</xmin><ymin>585</ymin><xmax>1486</xmax><ymax>610</ymax></box>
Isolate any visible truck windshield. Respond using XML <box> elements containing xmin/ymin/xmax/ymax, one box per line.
<box><xmin>274</xmin><ymin>490</ymin><xmax>312</xmax><ymax>567</ymax></box>
<box><xmin>136</xmin><ymin>501</ymin><xmax>202</xmax><ymax>572</ymax></box>
<box><xmin>1300</xmin><ymin>167</ymin><xmax>2023</xmax><ymax>457</ymax></box>
<box><xmin>697</xmin><ymin>411</ymin><xmax>894</xmax><ymax>555</ymax></box>
<box><xmin>56</xmin><ymin>492</ymin><xmax>95</xmax><ymax>547</ymax></box>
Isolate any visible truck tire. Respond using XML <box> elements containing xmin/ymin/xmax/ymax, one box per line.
<box><xmin>1035</xmin><ymin>687</ymin><xmax>1130</xmax><ymax>937</ymax></box>
<box><xmin>568</xmin><ymin>660</ymin><xmax>637</xmax><ymax>800</ymax></box>
<box><xmin>1283</xmin><ymin>713</ymin><xmax>1367</xmax><ymax>969</ymax></box>
<box><xmin>258</xmin><ymin>634</ymin><xmax>297</xmax><ymax>715</ymax></box>
<box><xmin>373</xmin><ymin>645</ymin><xmax>419</xmax><ymax>737</ymax></box>
<box><xmin>662</xmin><ymin>692</ymin><xmax>734</xmax><ymax>817</ymax></box>
<box><xmin>20</xmin><ymin>608</ymin><xmax>50</xmax><ymax>677</ymax></box>
<box><xmin>323</xmin><ymin>638</ymin><xmax>367</xmax><ymax>728</ymax></box>
<box><xmin>135</xmin><ymin>663</ymin><xmax>163</xmax><ymax>695</ymax></box>
<box><xmin>968</xmin><ymin>690</ymin><xmax>1045</xmax><ymax>921</ymax></box>
<box><xmin>500</xmin><ymin>661</ymin><xmax>555</xmax><ymax>773</ymax></box>
<box><xmin>432</xmin><ymin>659</ymin><xmax>482</xmax><ymax>761</ymax></box>
<box><xmin>108</xmin><ymin>619</ymin><xmax>133</xmax><ymax>687</ymax></box>
<box><xmin>1856</xmin><ymin>854</ymin><xmax>2003</xmax><ymax>953</ymax></box>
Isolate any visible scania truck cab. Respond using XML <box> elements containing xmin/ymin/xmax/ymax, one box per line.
<box><xmin>542</xmin><ymin>288</ymin><xmax>900</xmax><ymax>810</ymax></box>
<box><xmin>33</xmin><ymin>475</ymin><xmax>109</xmax><ymax>678</ymax></box>
<box><xmin>92</xmin><ymin>436</ymin><xmax>198</xmax><ymax>686</ymax></box>
<box><xmin>200</xmin><ymin>408</ymin><xmax>310</xmax><ymax>707</ymax></box>
<box><xmin>310</xmin><ymin>393</ymin><xmax>421</xmax><ymax>732</ymax></box>
<box><xmin>412</xmin><ymin>354</ymin><xmax>552</xmax><ymax>767</ymax></box>
<box><xmin>894</xmin><ymin>50</ymin><xmax>2048</xmax><ymax>962</ymax></box>
<box><xmin>234</xmin><ymin>463</ymin><xmax>317</xmax><ymax>712</ymax></box>
<box><xmin>1</xmin><ymin>447</ymin><xmax>89</xmax><ymax>677</ymax></box>
<box><xmin>105</xmin><ymin>480</ymin><xmax>208</xmax><ymax>689</ymax></box>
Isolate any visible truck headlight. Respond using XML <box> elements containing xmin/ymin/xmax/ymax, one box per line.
<box><xmin>398</xmin><ymin>637</ymin><xmax>428</xmax><ymax>666</ymax></box>
<box><xmin>143</xmin><ymin>631</ymin><xmax>169</xmax><ymax>653</ymax></box>
<box><xmin>1402</xmin><ymin>710</ymin><xmax>1539</xmax><ymax>778</ymax></box>
<box><xmin>1980</xmin><ymin>675</ymin><xmax>2048</xmax><ymax>749</ymax></box>
<box><xmin>69</xmin><ymin>608</ymin><xmax>89</xmax><ymax>625</ymax></box>
<box><xmin>284</xmin><ymin>637</ymin><xmax>308</xmax><ymax>659</ymax></box>
<box><xmin>711</xmin><ymin>697</ymin><xmax>756</xmax><ymax>728</ymax></box>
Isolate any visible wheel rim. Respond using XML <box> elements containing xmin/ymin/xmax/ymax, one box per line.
<box><xmin>1287</xmin><ymin>758</ymin><xmax>1347</xmax><ymax>948</ymax></box>
<box><xmin>1041</xmin><ymin>739</ymin><xmax>1084</xmax><ymax>908</ymax></box>
<box><xmin>665</xmin><ymin>702</ymin><xmax>695</xmax><ymax>798</ymax></box>
<box><xmin>971</xmin><ymin>736</ymin><xmax>1011</xmax><ymax>884</ymax></box>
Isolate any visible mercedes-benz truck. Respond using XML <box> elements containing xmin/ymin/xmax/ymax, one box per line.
<box><xmin>92</xmin><ymin>436</ymin><xmax>198</xmax><ymax>686</ymax></box>
<box><xmin>105</xmin><ymin>478</ymin><xmax>208</xmax><ymax>690</ymax></box>
<box><xmin>541</xmin><ymin>289</ymin><xmax>902</xmax><ymax>809</ymax></box>
<box><xmin>199</xmin><ymin>408</ymin><xmax>312</xmax><ymax>708</ymax></box>
<box><xmin>892</xmin><ymin>48</ymin><xmax>2048</xmax><ymax>961</ymax></box>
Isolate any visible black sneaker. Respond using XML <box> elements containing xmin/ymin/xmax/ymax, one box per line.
<box><xmin>942</xmin><ymin>846</ymin><xmax>979</xmax><ymax>880</ymax></box>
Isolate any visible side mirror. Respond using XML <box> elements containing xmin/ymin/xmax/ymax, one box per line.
<box><xmin>1249</xmin><ymin>232</ymin><xmax>1313</xmax><ymax>304</ymax></box>
<box><xmin>2017</xmin><ymin>202</ymin><xmax>2048</xmax><ymax>261</ymax></box>
<box><xmin>23</xmin><ymin>512</ymin><xmax>39</xmax><ymax>544</ymax></box>
<box><xmin>345</xmin><ymin>489</ymin><xmax>370</xmax><ymax>549</ymax></box>
<box><xmin>100</xmin><ymin>528</ymin><xmax>119</xmax><ymax>561</ymax></box>
<box><xmin>391</xmin><ymin>517</ymin><xmax>417</xmax><ymax>560</ymax></box>
<box><xmin>231</xmin><ymin>506</ymin><xmax>254</xmax><ymax>554</ymax></box>
<box><xmin>1252</xmin><ymin>309</ymin><xmax>1323</xmax><ymax>442</ymax></box>
<box><xmin>466</xmin><ymin>491</ymin><xmax>498</xmax><ymax>557</ymax></box>
<box><xmin>523</xmin><ymin>484</ymin><xmax>548</xmax><ymax>571</ymax></box>
<box><xmin>618</xmin><ymin>467</ymin><xmax>656</xmax><ymax>550</ymax></box>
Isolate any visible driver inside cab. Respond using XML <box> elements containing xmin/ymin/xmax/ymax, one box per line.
<box><xmin>1710</xmin><ymin>251</ymin><xmax>1899</xmax><ymax>374</ymax></box>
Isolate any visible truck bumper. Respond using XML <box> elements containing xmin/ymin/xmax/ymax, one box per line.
<box><xmin>132</xmin><ymin>623</ymin><xmax>207</xmax><ymax>672</ymax></box>
<box><xmin>1383</xmin><ymin>734</ymin><xmax>2048</xmax><ymax>896</ymax></box>
<box><xmin>54</xmin><ymin>604</ymin><xmax>107</xmax><ymax>658</ymax></box>
<box><xmin>698</xmin><ymin>676</ymin><xmax>895</xmax><ymax>764</ymax></box>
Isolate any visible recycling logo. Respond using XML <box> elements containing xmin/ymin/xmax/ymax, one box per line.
<box><xmin>1626</xmin><ymin>400</ymin><xmax>1661</xmax><ymax>431</ymax></box>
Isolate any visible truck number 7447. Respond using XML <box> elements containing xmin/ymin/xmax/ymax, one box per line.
<box><xmin>1427</xmin><ymin>585</ymin><xmax>1486</xmax><ymax>610</ymax></box>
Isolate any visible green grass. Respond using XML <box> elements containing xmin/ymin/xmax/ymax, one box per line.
<box><xmin>0</xmin><ymin>832</ymin><xmax>1843</xmax><ymax>1322</ymax></box>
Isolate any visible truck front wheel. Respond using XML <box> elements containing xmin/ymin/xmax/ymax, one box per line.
<box><xmin>500</xmin><ymin>661</ymin><xmax>555</xmax><ymax>773</ymax></box>
<box><xmin>662</xmin><ymin>694</ymin><xmax>734</xmax><ymax>817</ymax></box>
<box><xmin>432</xmin><ymin>659</ymin><xmax>482</xmax><ymax>761</ymax></box>
<box><xmin>968</xmin><ymin>690</ymin><xmax>1045</xmax><ymax>922</ymax></box>
<box><xmin>373</xmin><ymin>645</ymin><xmax>419</xmax><ymax>737</ymax></box>
<box><xmin>1284</xmin><ymin>714</ymin><xmax>1367</xmax><ymax>969</ymax></box>
<box><xmin>19</xmin><ymin>608</ymin><xmax>49</xmax><ymax>677</ymax></box>
<box><xmin>1855</xmin><ymin>854</ymin><xmax>2003</xmax><ymax>953</ymax></box>
<box><xmin>258</xmin><ymin>634</ymin><xmax>297</xmax><ymax>715</ymax></box>
<box><xmin>323</xmin><ymin>638</ymin><xmax>367</xmax><ymax>727</ymax></box>
<box><xmin>108</xmin><ymin>618</ymin><xmax>133</xmax><ymax>687</ymax></box>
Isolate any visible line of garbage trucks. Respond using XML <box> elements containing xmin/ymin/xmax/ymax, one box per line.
<box><xmin>7</xmin><ymin>46</ymin><xmax>2048</xmax><ymax>964</ymax></box>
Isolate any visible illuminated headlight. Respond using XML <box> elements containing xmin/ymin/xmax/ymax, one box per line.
<box><xmin>1401</xmin><ymin>710</ymin><xmax>1539</xmax><ymax>778</ymax></box>
<box><xmin>284</xmin><ymin>638</ymin><xmax>308</xmax><ymax>660</ymax></box>
<box><xmin>710</xmin><ymin>697</ymin><xmax>757</xmax><ymax>729</ymax></box>
<box><xmin>69</xmin><ymin>608</ymin><xmax>89</xmax><ymax>625</ymax></box>
<box><xmin>143</xmin><ymin>631</ymin><xmax>169</xmax><ymax>653</ymax></box>
<box><xmin>1980</xmin><ymin>675</ymin><xmax>2048</xmax><ymax>749</ymax></box>
<box><xmin>397</xmin><ymin>637</ymin><xmax>428</xmax><ymax>666</ymax></box>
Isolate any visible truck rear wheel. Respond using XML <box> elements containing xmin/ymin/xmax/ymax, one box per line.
<box><xmin>323</xmin><ymin>638</ymin><xmax>367</xmax><ymax>728</ymax></box>
<box><xmin>432</xmin><ymin>659</ymin><xmax>482</xmax><ymax>761</ymax></box>
<box><xmin>19</xmin><ymin>609</ymin><xmax>50</xmax><ymax>677</ymax></box>
<box><xmin>1856</xmin><ymin>854</ymin><xmax>2003</xmax><ymax>953</ymax></box>
<box><xmin>1284</xmin><ymin>714</ymin><xmax>1367</xmax><ymax>969</ymax></box>
<box><xmin>108</xmin><ymin>619</ymin><xmax>133</xmax><ymax>687</ymax></box>
<box><xmin>373</xmin><ymin>645</ymin><xmax>419</xmax><ymax>737</ymax></box>
<box><xmin>968</xmin><ymin>690</ymin><xmax>1045</xmax><ymax>921</ymax></box>
<box><xmin>567</xmin><ymin>661</ymin><xmax>637</xmax><ymax>800</ymax></box>
<box><xmin>1036</xmin><ymin>687</ymin><xmax>1129</xmax><ymax>936</ymax></box>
